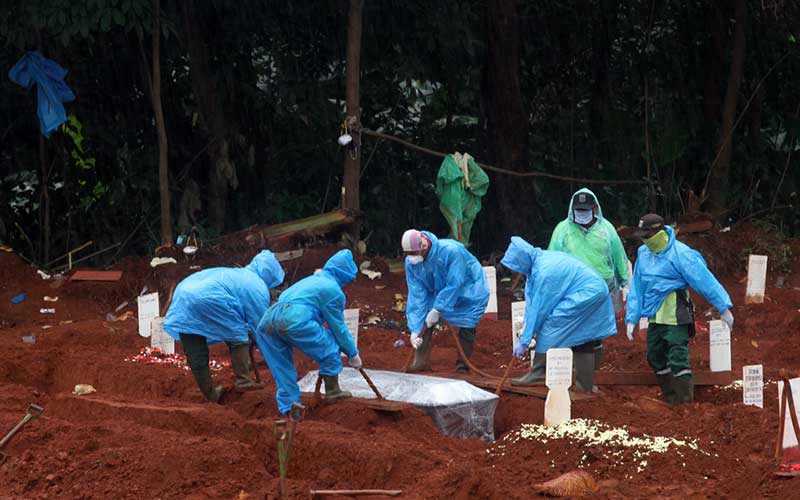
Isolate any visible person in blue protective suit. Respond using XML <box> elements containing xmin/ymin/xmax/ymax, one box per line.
<box><xmin>501</xmin><ymin>237</ymin><xmax>617</xmax><ymax>392</ymax></box>
<box><xmin>164</xmin><ymin>250</ymin><xmax>285</xmax><ymax>403</ymax></box>
<box><xmin>254</xmin><ymin>249</ymin><xmax>362</xmax><ymax>416</ymax></box>
<box><xmin>401</xmin><ymin>229</ymin><xmax>489</xmax><ymax>372</ymax></box>
<box><xmin>625</xmin><ymin>214</ymin><xmax>734</xmax><ymax>404</ymax></box>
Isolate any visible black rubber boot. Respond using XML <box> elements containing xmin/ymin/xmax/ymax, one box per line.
<box><xmin>408</xmin><ymin>333</ymin><xmax>432</xmax><ymax>372</ymax></box>
<box><xmin>227</xmin><ymin>342</ymin><xmax>262</xmax><ymax>390</ymax></box>
<box><xmin>512</xmin><ymin>352</ymin><xmax>546</xmax><ymax>386</ymax></box>
<box><xmin>321</xmin><ymin>374</ymin><xmax>352</xmax><ymax>403</ymax></box>
<box><xmin>672</xmin><ymin>374</ymin><xmax>694</xmax><ymax>404</ymax></box>
<box><xmin>181</xmin><ymin>333</ymin><xmax>224</xmax><ymax>403</ymax></box>
<box><xmin>656</xmin><ymin>373</ymin><xmax>677</xmax><ymax>404</ymax></box>
<box><xmin>455</xmin><ymin>327</ymin><xmax>476</xmax><ymax>372</ymax></box>
<box><xmin>574</xmin><ymin>352</ymin><xmax>595</xmax><ymax>393</ymax></box>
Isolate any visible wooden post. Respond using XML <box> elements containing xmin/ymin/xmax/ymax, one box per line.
<box><xmin>342</xmin><ymin>0</ymin><xmax>363</xmax><ymax>243</ymax></box>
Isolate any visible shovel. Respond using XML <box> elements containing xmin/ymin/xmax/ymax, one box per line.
<box><xmin>0</xmin><ymin>404</ymin><xmax>45</xmax><ymax>464</ymax></box>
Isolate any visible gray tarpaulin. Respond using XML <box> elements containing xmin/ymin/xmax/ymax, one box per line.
<box><xmin>298</xmin><ymin>368</ymin><xmax>498</xmax><ymax>441</ymax></box>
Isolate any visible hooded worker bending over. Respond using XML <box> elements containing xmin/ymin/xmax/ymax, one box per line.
<box><xmin>501</xmin><ymin>237</ymin><xmax>617</xmax><ymax>392</ymax></box>
<box><xmin>402</xmin><ymin>229</ymin><xmax>489</xmax><ymax>372</ymax></box>
<box><xmin>164</xmin><ymin>250</ymin><xmax>285</xmax><ymax>403</ymax></box>
<box><xmin>625</xmin><ymin>214</ymin><xmax>733</xmax><ymax>404</ymax></box>
<box><xmin>254</xmin><ymin>249</ymin><xmax>361</xmax><ymax>416</ymax></box>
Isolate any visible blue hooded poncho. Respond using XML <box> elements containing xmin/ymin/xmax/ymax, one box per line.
<box><xmin>501</xmin><ymin>237</ymin><xmax>616</xmax><ymax>353</ymax></box>
<box><xmin>9</xmin><ymin>51</ymin><xmax>76</xmax><ymax>137</ymax></box>
<box><xmin>164</xmin><ymin>250</ymin><xmax>285</xmax><ymax>344</ymax></box>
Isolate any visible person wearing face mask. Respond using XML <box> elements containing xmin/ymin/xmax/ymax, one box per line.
<box><xmin>401</xmin><ymin>229</ymin><xmax>489</xmax><ymax>372</ymax></box>
<box><xmin>625</xmin><ymin>214</ymin><xmax>734</xmax><ymax>405</ymax></box>
<box><xmin>512</xmin><ymin>188</ymin><xmax>628</xmax><ymax>391</ymax></box>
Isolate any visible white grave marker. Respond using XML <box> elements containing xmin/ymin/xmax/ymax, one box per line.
<box><xmin>745</xmin><ymin>254</ymin><xmax>768</xmax><ymax>304</ymax></box>
<box><xmin>137</xmin><ymin>292</ymin><xmax>160</xmax><ymax>338</ymax></box>
<box><xmin>344</xmin><ymin>308</ymin><xmax>360</xmax><ymax>347</ymax></box>
<box><xmin>511</xmin><ymin>301</ymin><xmax>526</xmax><ymax>349</ymax></box>
<box><xmin>483</xmin><ymin>266</ymin><xmax>498</xmax><ymax>320</ymax></box>
<box><xmin>778</xmin><ymin>378</ymin><xmax>800</xmax><ymax>462</ymax></box>
<box><xmin>544</xmin><ymin>348</ymin><xmax>573</xmax><ymax>427</ymax></box>
<box><xmin>743</xmin><ymin>364</ymin><xmax>763</xmax><ymax>408</ymax></box>
<box><xmin>709</xmin><ymin>319</ymin><xmax>731</xmax><ymax>372</ymax></box>
<box><xmin>150</xmin><ymin>317</ymin><xmax>175</xmax><ymax>354</ymax></box>
<box><xmin>545</xmin><ymin>348</ymin><xmax>573</xmax><ymax>388</ymax></box>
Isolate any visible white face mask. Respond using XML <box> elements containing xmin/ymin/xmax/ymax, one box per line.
<box><xmin>574</xmin><ymin>209</ymin><xmax>594</xmax><ymax>225</ymax></box>
<box><xmin>406</xmin><ymin>255</ymin><xmax>424</xmax><ymax>265</ymax></box>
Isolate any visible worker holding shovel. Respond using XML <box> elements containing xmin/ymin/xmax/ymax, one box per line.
<box><xmin>501</xmin><ymin>237</ymin><xmax>617</xmax><ymax>392</ymax></box>
<box><xmin>254</xmin><ymin>249</ymin><xmax>362</xmax><ymax>416</ymax></box>
<box><xmin>402</xmin><ymin>229</ymin><xmax>489</xmax><ymax>372</ymax></box>
<box><xmin>625</xmin><ymin>213</ymin><xmax>734</xmax><ymax>404</ymax></box>
<box><xmin>547</xmin><ymin>188</ymin><xmax>630</xmax><ymax>387</ymax></box>
<box><xmin>164</xmin><ymin>250</ymin><xmax>285</xmax><ymax>403</ymax></box>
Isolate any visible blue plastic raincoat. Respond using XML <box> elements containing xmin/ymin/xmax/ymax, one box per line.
<box><xmin>404</xmin><ymin>232</ymin><xmax>489</xmax><ymax>334</ymax></box>
<box><xmin>624</xmin><ymin>226</ymin><xmax>732</xmax><ymax>325</ymax></box>
<box><xmin>163</xmin><ymin>250</ymin><xmax>285</xmax><ymax>344</ymax></box>
<box><xmin>254</xmin><ymin>249</ymin><xmax>358</xmax><ymax>414</ymax></box>
<box><xmin>8</xmin><ymin>51</ymin><xmax>76</xmax><ymax>137</ymax></box>
<box><xmin>501</xmin><ymin>237</ymin><xmax>616</xmax><ymax>353</ymax></box>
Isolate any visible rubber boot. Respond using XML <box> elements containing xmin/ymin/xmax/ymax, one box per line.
<box><xmin>228</xmin><ymin>342</ymin><xmax>262</xmax><ymax>390</ymax></box>
<box><xmin>672</xmin><ymin>374</ymin><xmax>694</xmax><ymax>404</ymax></box>
<box><xmin>407</xmin><ymin>333</ymin><xmax>432</xmax><ymax>372</ymax></box>
<box><xmin>512</xmin><ymin>352</ymin><xmax>546</xmax><ymax>386</ymax></box>
<box><xmin>455</xmin><ymin>328</ymin><xmax>476</xmax><ymax>372</ymax></box>
<box><xmin>190</xmin><ymin>366</ymin><xmax>224</xmax><ymax>403</ymax></box>
<box><xmin>574</xmin><ymin>352</ymin><xmax>596</xmax><ymax>393</ymax></box>
<box><xmin>321</xmin><ymin>374</ymin><xmax>352</xmax><ymax>403</ymax></box>
<box><xmin>656</xmin><ymin>373</ymin><xmax>677</xmax><ymax>404</ymax></box>
<box><xmin>594</xmin><ymin>343</ymin><xmax>604</xmax><ymax>370</ymax></box>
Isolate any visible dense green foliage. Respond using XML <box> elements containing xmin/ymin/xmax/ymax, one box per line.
<box><xmin>0</xmin><ymin>0</ymin><xmax>798</xmax><ymax>266</ymax></box>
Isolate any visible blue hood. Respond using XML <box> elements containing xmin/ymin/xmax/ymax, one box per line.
<box><xmin>501</xmin><ymin>236</ymin><xmax>541</xmax><ymax>276</ymax></box>
<box><xmin>322</xmin><ymin>249</ymin><xmax>357</xmax><ymax>286</ymax></box>
<box><xmin>245</xmin><ymin>250</ymin><xmax>285</xmax><ymax>288</ymax></box>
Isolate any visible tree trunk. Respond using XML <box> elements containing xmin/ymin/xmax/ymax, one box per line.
<box><xmin>181</xmin><ymin>0</ymin><xmax>234</xmax><ymax>234</ymax></box>
<box><xmin>38</xmin><ymin>132</ymin><xmax>50</xmax><ymax>264</ymax></box>
<box><xmin>343</xmin><ymin>0</ymin><xmax>363</xmax><ymax>244</ymax></box>
<box><xmin>708</xmin><ymin>0</ymin><xmax>746</xmax><ymax>213</ymax></box>
<box><xmin>152</xmin><ymin>0</ymin><xmax>172</xmax><ymax>245</ymax></box>
<box><xmin>702</xmin><ymin>2</ymin><xmax>725</xmax><ymax>125</ymax></box>
<box><xmin>482</xmin><ymin>0</ymin><xmax>531</xmax><ymax>241</ymax></box>
<box><xmin>589</xmin><ymin>0</ymin><xmax>617</xmax><ymax>164</ymax></box>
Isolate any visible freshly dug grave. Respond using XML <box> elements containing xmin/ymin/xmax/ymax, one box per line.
<box><xmin>0</xmin><ymin>223</ymin><xmax>798</xmax><ymax>499</ymax></box>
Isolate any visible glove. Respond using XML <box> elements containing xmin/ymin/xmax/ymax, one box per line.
<box><xmin>410</xmin><ymin>332</ymin><xmax>423</xmax><ymax>350</ymax></box>
<box><xmin>720</xmin><ymin>309</ymin><xmax>734</xmax><ymax>331</ymax></box>
<box><xmin>513</xmin><ymin>341</ymin><xmax>529</xmax><ymax>359</ymax></box>
<box><xmin>349</xmin><ymin>354</ymin><xmax>363</xmax><ymax>369</ymax></box>
<box><xmin>625</xmin><ymin>323</ymin><xmax>635</xmax><ymax>342</ymax></box>
<box><xmin>425</xmin><ymin>309</ymin><xmax>440</xmax><ymax>328</ymax></box>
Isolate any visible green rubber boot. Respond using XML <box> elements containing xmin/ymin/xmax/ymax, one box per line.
<box><xmin>228</xmin><ymin>342</ymin><xmax>262</xmax><ymax>390</ymax></box>
<box><xmin>322</xmin><ymin>374</ymin><xmax>352</xmax><ymax>403</ymax></box>
<box><xmin>512</xmin><ymin>352</ymin><xmax>546</xmax><ymax>386</ymax></box>
<box><xmin>455</xmin><ymin>328</ymin><xmax>476</xmax><ymax>372</ymax></box>
<box><xmin>408</xmin><ymin>333</ymin><xmax>432</xmax><ymax>372</ymax></box>
<box><xmin>672</xmin><ymin>374</ymin><xmax>694</xmax><ymax>404</ymax></box>
<box><xmin>656</xmin><ymin>373</ymin><xmax>677</xmax><ymax>404</ymax></box>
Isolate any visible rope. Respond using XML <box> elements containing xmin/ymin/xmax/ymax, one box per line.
<box><xmin>362</xmin><ymin>129</ymin><xmax>647</xmax><ymax>185</ymax></box>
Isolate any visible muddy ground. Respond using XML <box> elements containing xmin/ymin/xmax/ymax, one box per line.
<box><xmin>1</xmin><ymin>224</ymin><xmax>799</xmax><ymax>499</ymax></box>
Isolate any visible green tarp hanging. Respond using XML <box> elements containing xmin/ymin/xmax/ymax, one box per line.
<box><xmin>435</xmin><ymin>153</ymin><xmax>489</xmax><ymax>244</ymax></box>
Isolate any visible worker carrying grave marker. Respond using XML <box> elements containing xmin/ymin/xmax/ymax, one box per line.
<box><xmin>501</xmin><ymin>236</ymin><xmax>617</xmax><ymax>392</ymax></box>
<box><xmin>625</xmin><ymin>213</ymin><xmax>734</xmax><ymax>405</ymax></box>
<box><xmin>548</xmin><ymin>188</ymin><xmax>629</xmax><ymax>389</ymax></box>
<box><xmin>435</xmin><ymin>153</ymin><xmax>489</xmax><ymax>244</ymax></box>
<box><xmin>254</xmin><ymin>249</ymin><xmax>362</xmax><ymax>416</ymax></box>
<box><xmin>402</xmin><ymin>229</ymin><xmax>489</xmax><ymax>372</ymax></box>
<box><xmin>164</xmin><ymin>250</ymin><xmax>285</xmax><ymax>403</ymax></box>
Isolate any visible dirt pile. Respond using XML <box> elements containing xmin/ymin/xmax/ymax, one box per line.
<box><xmin>1</xmin><ymin>224</ymin><xmax>799</xmax><ymax>499</ymax></box>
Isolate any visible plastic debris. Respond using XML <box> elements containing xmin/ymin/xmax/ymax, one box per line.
<box><xmin>114</xmin><ymin>301</ymin><xmax>129</xmax><ymax>312</ymax></box>
<box><xmin>22</xmin><ymin>335</ymin><xmax>36</xmax><ymax>344</ymax></box>
<box><xmin>37</xmin><ymin>270</ymin><xmax>51</xmax><ymax>280</ymax></box>
<box><xmin>720</xmin><ymin>227</ymin><xmax>731</xmax><ymax>232</ymax></box>
<box><xmin>150</xmin><ymin>257</ymin><xmax>177</xmax><ymax>267</ymax></box>
<box><xmin>41</xmin><ymin>325</ymin><xmax>51</xmax><ymax>330</ymax></box>
<box><xmin>393</xmin><ymin>339</ymin><xmax>405</xmax><ymax>348</ymax></box>
<box><xmin>72</xmin><ymin>384</ymin><xmax>96</xmax><ymax>396</ymax></box>
<box><xmin>39</xmin><ymin>308</ymin><xmax>55</xmax><ymax>314</ymax></box>
<box><xmin>392</xmin><ymin>294</ymin><xmax>406</xmax><ymax>312</ymax></box>
<box><xmin>11</xmin><ymin>293</ymin><xmax>26</xmax><ymax>304</ymax></box>
<box><xmin>375</xmin><ymin>285</ymin><xmax>386</xmax><ymax>290</ymax></box>
<box><xmin>366</xmin><ymin>315</ymin><xmax>381</xmax><ymax>325</ymax></box>
<box><xmin>43</xmin><ymin>296</ymin><xmax>59</xmax><ymax>302</ymax></box>
<box><xmin>359</xmin><ymin>260</ymin><xmax>382</xmax><ymax>280</ymax></box>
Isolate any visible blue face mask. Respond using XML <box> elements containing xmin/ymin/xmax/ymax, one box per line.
<box><xmin>406</xmin><ymin>255</ymin><xmax>423</xmax><ymax>265</ymax></box>
<box><xmin>574</xmin><ymin>209</ymin><xmax>594</xmax><ymax>225</ymax></box>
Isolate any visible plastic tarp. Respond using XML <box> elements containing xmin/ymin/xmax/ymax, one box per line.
<box><xmin>298</xmin><ymin>368</ymin><xmax>498</xmax><ymax>441</ymax></box>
